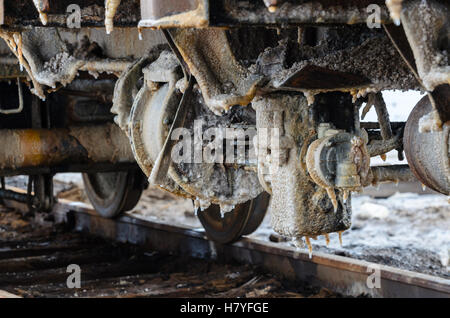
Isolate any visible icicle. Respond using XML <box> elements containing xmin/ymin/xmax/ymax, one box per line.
<box><xmin>292</xmin><ymin>237</ymin><xmax>305</xmax><ymax>249</ymax></box>
<box><xmin>264</xmin><ymin>0</ymin><xmax>278</xmax><ymax>13</ymax></box>
<box><xmin>193</xmin><ymin>200</ymin><xmax>200</xmax><ymax>216</ymax></box>
<box><xmin>326</xmin><ymin>187</ymin><xmax>338</xmax><ymax>212</ymax></box>
<box><xmin>105</xmin><ymin>0</ymin><xmax>122</xmax><ymax>34</ymax></box>
<box><xmin>305</xmin><ymin>237</ymin><xmax>313</xmax><ymax>259</ymax></box>
<box><xmin>138</xmin><ymin>27</ymin><xmax>143</xmax><ymax>41</ymax></box>
<box><xmin>32</xmin><ymin>0</ymin><xmax>48</xmax><ymax>25</ymax></box>
<box><xmin>350</xmin><ymin>90</ymin><xmax>358</xmax><ymax>103</ymax></box>
<box><xmin>0</xmin><ymin>30</ymin><xmax>45</xmax><ymax>99</ymax></box>
<box><xmin>219</xmin><ymin>204</ymin><xmax>235</xmax><ymax>218</ymax></box>
<box><xmin>12</xmin><ymin>33</ymin><xmax>22</xmax><ymax>61</ymax></box>
<box><xmin>197</xmin><ymin>198</ymin><xmax>211</xmax><ymax>212</ymax></box>
<box><xmin>421</xmin><ymin>184</ymin><xmax>427</xmax><ymax>192</ymax></box>
<box><xmin>361</xmin><ymin>102</ymin><xmax>373</xmax><ymax>120</ymax></box>
<box><xmin>304</xmin><ymin>91</ymin><xmax>316</xmax><ymax>106</ymax></box>
<box><xmin>343</xmin><ymin>190</ymin><xmax>350</xmax><ymax>203</ymax></box>
<box><xmin>338</xmin><ymin>231</ymin><xmax>343</xmax><ymax>247</ymax></box>
<box><xmin>419</xmin><ymin>110</ymin><xmax>443</xmax><ymax>133</ymax></box>
<box><xmin>324</xmin><ymin>234</ymin><xmax>330</xmax><ymax>246</ymax></box>
<box><xmin>386</xmin><ymin>0</ymin><xmax>403</xmax><ymax>26</ymax></box>
<box><xmin>380</xmin><ymin>153</ymin><xmax>387</xmax><ymax>162</ymax></box>
<box><xmin>268</xmin><ymin>6</ymin><xmax>277</xmax><ymax>13</ymax></box>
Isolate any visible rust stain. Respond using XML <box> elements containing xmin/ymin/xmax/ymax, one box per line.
<box><xmin>20</xmin><ymin>130</ymin><xmax>44</xmax><ymax>167</ymax></box>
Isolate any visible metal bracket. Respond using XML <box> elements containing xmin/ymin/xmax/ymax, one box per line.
<box><xmin>0</xmin><ymin>78</ymin><xmax>24</xmax><ymax>115</ymax></box>
<box><xmin>148</xmin><ymin>76</ymin><xmax>194</xmax><ymax>186</ymax></box>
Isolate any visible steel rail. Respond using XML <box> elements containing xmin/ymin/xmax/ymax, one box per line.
<box><xmin>50</xmin><ymin>199</ymin><xmax>450</xmax><ymax>298</ymax></box>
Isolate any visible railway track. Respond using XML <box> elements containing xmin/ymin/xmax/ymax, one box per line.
<box><xmin>1</xmin><ymin>190</ymin><xmax>448</xmax><ymax>298</ymax></box>
<box><xmin>0</xmin><ymin>204</ymin><xmax>333</xmax><ymax>298</ymax></box>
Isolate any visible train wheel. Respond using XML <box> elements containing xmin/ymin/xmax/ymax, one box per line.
<box><xmin>82</xmin><ymin>170</ymin><xmax>146</xmax><ymax>218</ymax></box>
<box><xmin>404</xmin><ymin>90</ymin><xmax>450</xmax><ymax>195</ymax></box>
<box><xmin>197</xmin><ymin>192</ymin><xmax>270</xmax><ymax>244</ymax></box>
<box><xmin>241</xmin><ymin>192</ymin><xmax>271</xmax><ymax>236</ymax></box>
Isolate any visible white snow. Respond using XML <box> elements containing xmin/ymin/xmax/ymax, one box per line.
<box><xmin>356</xmin><ymin>202</ymin><xmax>390</xmax><ymax>219</ymax></box>
<box><xmin>361</xmin><ymin>90</ymin><xmax>425</xmax><ymax>122</ymax></box>
<box><xmin>250</xmin><ymin>191</ymin><xmax>449</xmax><ymax>275</ymax></box>
<box><xmin>54</xmin><ymin>173</ymin><xmax>83</xmax><ymax>186</ymax></box>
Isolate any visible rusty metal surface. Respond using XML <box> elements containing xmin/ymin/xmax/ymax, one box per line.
<box><xmin>126</xmin><ymin>46</ymin><xmax>264</xmax><ymax>207</ymax></box>
<box><xmin>171</xmin><ymin>28</ymin><xmax>262</xmax><ymax>114</ymax></box>
<box><xmin>142</xmin><ymin>0</ymin><xmax>199</xmax><ymax>18</ymax></box>
<box><xmin>369</xmin><ymin>165</ymin><xmax>417</xmax><ymax>185</ymax></box>
<box><xmin>430</xmin><ymin>85</ymin><xmax>450</xmax><ymax>127</ymax></box>
<box><xmin>197</xmin><ymin>192</ymin><xmax>270</xmax><ymax>244</ymax></box>
<box><xmin>209</xmin><ymin>0</ymin><xmax>390</xmax><ymax>27</ymax></box>
<box><xmin>0</xmin><ymin>124</ymin><xmax>134</xmax><ymax>171</ymax></box>
<box><xmin>140</xmin><ymin>0</ymin><xmax>391</xmax><ymax>28</ymax></box>
<box><xmin>279</xmin><ymin>65</ymin><xmax>370</xmax><ymax>90</ymax></box>
<box><xmin>52</xmin><ymin>200</ymin><xmax>450</xmax><ymax>298</ymax></box>
<box><xmin>258</xmin><ymin>30</ymin><xmax>419</xmax><ymax>95</ymax></box>
<box><xmin>4</xmin><ymin>0</ymin><xmax>140</xmax><ymax>28</ymax></box>
<box><xmin>139</xmin><ymin>0</ymin><xmax>208</xmax><ymax>28</ymax></box>
<box><xmin>388</xmin><ymin>0</ymin><xmax>450</xmax><ymax>127</ymax></box>
<box><xmin>400</xmin><ymin>0</ymin><xmax>449</xmax><ymax>92</ymax></box>
<box><xmin>254</xmin><ymin>94</ymin><xmax>356</xmax><ymax>239</ymax></box>
<box><xmin>404</xmin><ymin>95</ymin><xmax>450</xmax><ymax>195</ymax></box>
<box><xmin>383</xmin><ymin>23</ymin><xmax>418</xmax><ymax>76</ymax></box>
<box><xmin>4</xmin><ymin>0</ymin><xmax>392</xmax><ymax>28</ymax></box>
<box><xmin>0</xmin><ymin>27</ymin><xmax>165</xmax><ymax>100</ymax></box>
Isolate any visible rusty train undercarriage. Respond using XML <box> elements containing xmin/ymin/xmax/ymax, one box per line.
<box><xmin>0</xmin><ymin>1</ymin><xmax>448</xmax><ymax>247</ymax></box>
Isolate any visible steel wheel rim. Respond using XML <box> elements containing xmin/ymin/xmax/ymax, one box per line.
<box><xmin>197</xmin><ymin>192</ymin><xmax>269</xmax><ymax>244</ymax></box>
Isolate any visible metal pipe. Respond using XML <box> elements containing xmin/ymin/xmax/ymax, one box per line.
<box><xmin>368</xmin><ymin>165</ymin><xmax>417</xmax><ymax>186</ymax></box>
<box><xmin>0</xmin><ymin>78</ymin><xmax>23</xmax><ymax>115</ymax></box>
<box><xmin>0</xmin><ymin>188</ymin><xmax>39</xmax><ymax>205</ymax></box>
<box><xmin>367</xmin><ymin>133</ymin><xmax>403</xmax><ymax>157</ymax></box>
<box><xmin>360</xmin><ymin>122</ymin><xmax>405</xmax><ymax>130</ymax></box>
<box><xmin>0</xmin><ymin>123</ymin><xmax>135</xmax><ymax>171</ymax></box>
<box><xmin>370</xmin><ymin>92</ymin><xmax>393</xmax><ymax>141</ymax></box>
